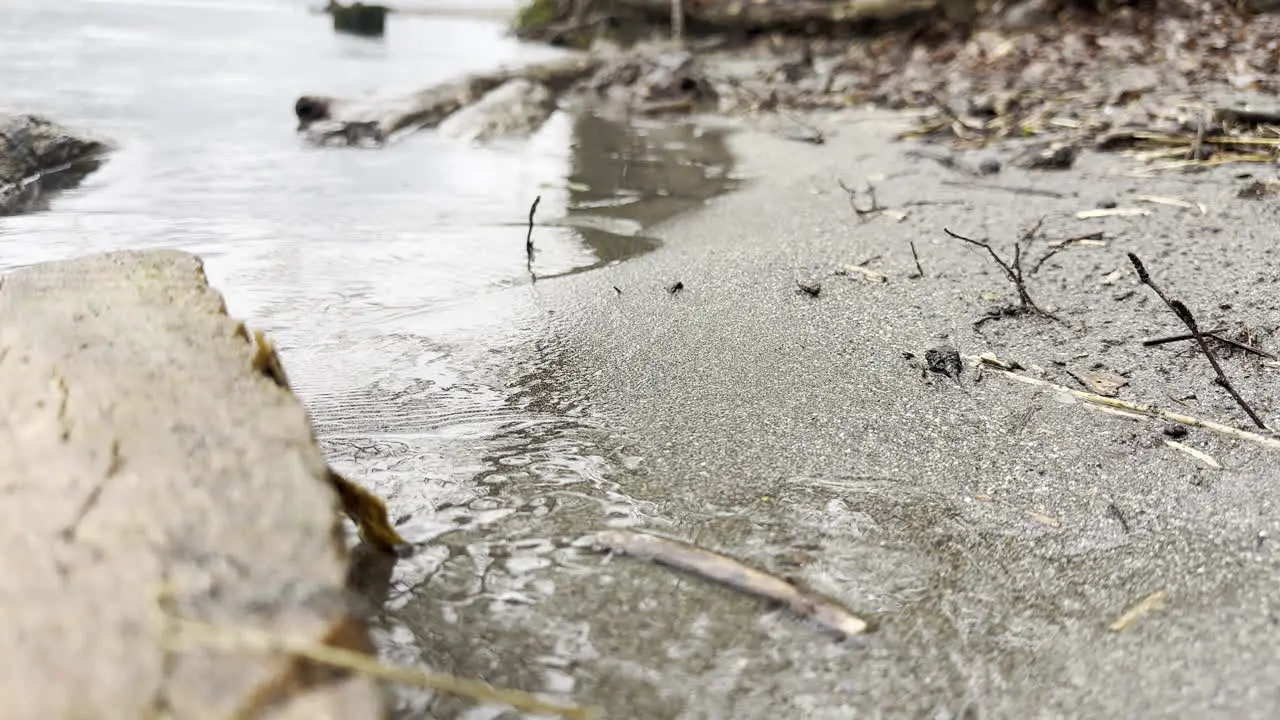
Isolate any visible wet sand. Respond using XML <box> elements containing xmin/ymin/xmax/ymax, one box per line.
<box><xmin>514</xmin><ymin>107</ymin><xmax>1280</xmax><ymax>718</ymax></box>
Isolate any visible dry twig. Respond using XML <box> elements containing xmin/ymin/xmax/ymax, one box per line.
<box><xmin>1127</xmin><ymin>253</ymin><xmax>1266</xmax><ymax>429</ymax></box>
<box><xmin>944</xmin><ymin>220</ymin><xmax>1057</xmax><ymax>321</ymax></box>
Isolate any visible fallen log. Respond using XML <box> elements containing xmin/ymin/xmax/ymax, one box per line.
<box><xmin>512</xmin><ymin>0</ymin><xmax>943</xmax><ymax>43</ymax></box>
<box><xmin>0</xmin><ymin>250</ymin><xmax>393</xmax><ymax>719</ymax></box>
<box><xmin>613</xmin><ymin>0</ymin><xmax>939</xmax><ymax>29</ymax></box>
<box><xmin>296</xmin><ymin>54</ymin><xmax>602</xmax><ymax>146</ymax></box>
<box><xmin>0</xmin><ymin>113</ymin><xmax>110</xmax><ymax>216</ymax></box>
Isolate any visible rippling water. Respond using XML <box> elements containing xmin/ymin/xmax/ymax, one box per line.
<box><xmin>1</xmin><ymin>1</ymin><xmax>741</xmax><ymax>715</ymax></box>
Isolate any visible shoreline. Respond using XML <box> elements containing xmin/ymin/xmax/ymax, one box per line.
<box><xmin>510</xmin><ymin>106</ymin><xmax>1280</xmax><ymax>717</ymax></box>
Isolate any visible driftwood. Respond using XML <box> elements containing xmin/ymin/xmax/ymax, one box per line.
<box><xmin>514</xmin><ymin>0</ymin><xmax>942</xmax><ymax>42</ymax></box>
<box><xmin>295</xmin><ymin>54</ymin><xmax>603</xmax><ymax>146</ymax></box>
<box><xmin>582</xmin><ymin>529</ymin><xmax>869</xmax><ymax>638</ymax></box>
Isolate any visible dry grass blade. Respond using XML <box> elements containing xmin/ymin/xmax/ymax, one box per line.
<box><xmin>968</xmin><ymin>354</ymin><xmax>1280</xmax><ymax>450</ymax></box>
<box><xmin>1109</xmin><ymin>590</ymin><xmax>1168</xmax><ymax>632</ymax></box>
<box><xmin>840</xmin><ymin>263</ymin><xmax>888</xmax><ymax>283</ymax></box>
<box><xmin>1164</xmin><ymin>439</ymin><xmax>1222</xmax><ymax>469</ymax></box>
<box><xmin>168</xmin><ymin>619</ymin><xmax>597</xmax><ymax>720</ymax></box>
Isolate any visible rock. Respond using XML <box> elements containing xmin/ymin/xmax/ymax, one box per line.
<box><xmin>0</xmin><ymin>113</ymin><xmax>110</xmax><ymax>216</ymax></box>
<box><xmin>925</xmin><ymin>345</ymin><xmax>963</xmax><ymax>384</ymax></box>
<box><xmin>582</xmin><ymin>50</ymin><xmax>717</xmax><ymax>114</ymax></box>
<box><xmin>437</xmin><ymin>79</ymin><xmax>557</xmax><ymax>142</ymax></box>
<box><xmin>1014</xmin><ymin>142</ymin><xmax>1077</xmax><ymax>171</ymax></box>
<box><xmin>0</xmin><ymin>250</ymin><xmax>386</xmax><ymax>720</ymax></box>
<box><xmin>976</xmin><ymin>156</ymin><xmax>1002</xmax><ymax>175</ymax></box>
<box><xmin>1000</xmin><ymin>0</ymin><xmax>1055</xmax><ymax>29</ymax></box>
<box><xmin>329</xmin><ymin>1</ymin><xmax>389</xmax><ymax>37</ymax></box>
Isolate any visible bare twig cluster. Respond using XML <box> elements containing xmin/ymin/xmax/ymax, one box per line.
<box><xmin>943</xmin><ymin>219</ymin><xmax>1058</xmax><ymax>321</ymax></box>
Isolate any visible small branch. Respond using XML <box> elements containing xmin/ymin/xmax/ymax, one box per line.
<box><xmin>1127</xmin><ymin>252</ymin><xmax>1266</xmax><ymax>429</ymax></box>
<box><xmin>943</xmin><ymin>226</ymin><xmax>1057</xmax><ymax>321</ymax></box>
<box><xmin>1030</xmin><ymin>231</ymin><xmax>1105</xmax><ymax>276</ymax></box>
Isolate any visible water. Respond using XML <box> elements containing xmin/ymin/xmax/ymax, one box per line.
<box><xmin>0</xmin><ymin>0</ymin><xmax>741</xmax><ymax>716</ymax></box>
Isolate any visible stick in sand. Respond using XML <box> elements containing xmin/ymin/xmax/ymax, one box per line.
<box><xmin>526</xmin><ymin>194</ymin><xmax>540</xmax><ymax>280</ymax></box>
<box><xmin>1127</xmin><ymin>252</ymin><xmax>1266</xmax><ymax>429</ymax></box>
<box><xmin>583</xmin><ymin>529</ymin><xmax>868</xmax><ymax>638</ymax></box>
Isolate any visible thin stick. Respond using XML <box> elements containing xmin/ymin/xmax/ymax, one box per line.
<box><xmin>1127</xmin><ymin>253</ymin><xmax>1266</xmax><ymax>429</ymax></box>
<box><xmin>169</xmin><ymin>619</ymin><xmax>594</xmax><ymax>720</ymax></box>
<box><xmin>525</xmin><ymin>195</ymin><xmax>540</xmax><ymax>260</ymax></box>
<box><xmin>940</xmin><ymin>179</ymin><xmax>1067</xmax><ymax>199</ymax></box>
<box><xmin>909</xmin><ymin>241</ymin><xmax>924</xmax><ymax>278</ymax></box>
<box><xmin>584</xmin><ymin>529</ymin><xmax>868</xmax><ymax>638</ymax></box>
<box><xmin>525</xmin><ymin>195</ymin><xmax>540</xmax><ymax>282</ymax></box>
<box><xmin>1143</xmin><ymin>329</ymin><xmax>1276</xmax><ymax>360</ymax></box>
<box><xmin>1142</xmin><ymin>327</ymin><xmax>1228</xmax><ymax>347</ymax></box>
<box><xmin>969</xmin><ymin>355</ymin><xmax>1280</xmax><ymax>449</ymax></box>
<box><xmin>671</xmin><ymin>0</ymin><xmax>684</xmax><ymax>40</ymax></box>
<box><xmin>1030</xmin><ymin>231</ymin><xmax>1105</xmax><ymax>275</ymax></box>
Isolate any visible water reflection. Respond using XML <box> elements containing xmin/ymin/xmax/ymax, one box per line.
<box><xmin>1</xmin><ymin>3</ymin><xmax>746</xmax><ymax>716</ymax></box>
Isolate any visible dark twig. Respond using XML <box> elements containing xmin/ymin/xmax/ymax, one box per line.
<box><xmin>1030</xmin><ymin>231</ymin><xmax>1105</xmax><ymax>276</ymax></box>
<box><xmin>1107</xmin><ymin>502</ymin><xmax>1131</xmax><ymax>534</ymax></box>
<box><xmin>1143</xmin><ymin>328</ymin><xmax>1276</xmax><ymax>360</ymax></box>
<box><xmin>944</xmin><ymin>225</ymin><xmax>1058</xmax><ymax>321</ymax></box>
<box><xmin>908</xmin><ymin>241</ymin><xmax>925</xmax><ymax>279</ymax></box>
<box><xmin>525</xmin><ymin>195</ymin><xmax>540</xmax><ymax>260</ymax></box>
<box><xmin>1142</xmin><ymin>328</ymin><xmax>1227</xmax><ymax>347</ymax></box>
<box><xmin>525</xmin><ymin>195</ymin><xmax>540</xmax><ymax>282</ymax></box>
<box><xmin>1127</xmin><ymin>252</ymin><xmax>1266</xmax><ymax>429</ymax></box>
<box><xmin>1209</xmin><ymin>332</ymin><xmax>1277</xmax><ymax>360</ymax></box>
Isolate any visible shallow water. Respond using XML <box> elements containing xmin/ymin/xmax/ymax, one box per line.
<box><xmin>1</xmin><ymin>1</ymin><xmax>742</xmax><ymax>715</ymax></box>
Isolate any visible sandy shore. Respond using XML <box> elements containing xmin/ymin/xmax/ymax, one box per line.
<box><xmin>526</xmin><ymin>107</ymin><xmax>1280</xmax><ymax>718</ymax></box>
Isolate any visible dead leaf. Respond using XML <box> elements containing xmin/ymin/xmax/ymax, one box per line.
<box><xmin>1067</xmin><ymin>369</ymin><xmax>1129</xmax><ymax>397</ymax></box>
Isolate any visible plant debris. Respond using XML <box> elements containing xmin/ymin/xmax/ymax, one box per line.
<box><xmin>969</xmin><ymin>353</ymin><xmax>1280</xmax><ymax>450</ymax></box>
<box><xmin>838</xmin><ymin>263</ymin><xmax>888</xmax><ymax>283</ymax></box>
<box><xmin>1164</xmin><ymin>439</ymin><xmax>1222</xmax><ymax>469</ymax></box>
<box><xmin>1128</xmin><ymin>252</ymin><xmax>1266</xmax><ymax>430</ymax></box>
<box><xmin>167</xmin><ymin>618</ymin><xmax>595</xmax><ymax>719</ymax></box>
<box><xmin>1108</xmin><ymin>589</ymin><xmax>1168</xmax><ymax>633</ymax></box>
